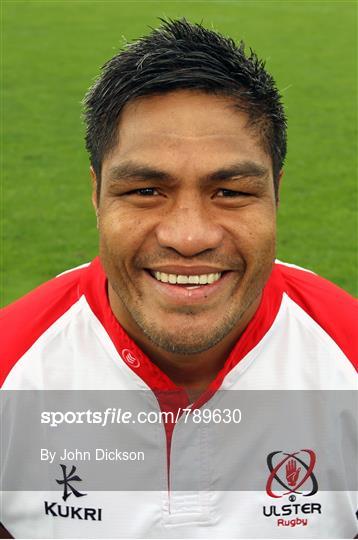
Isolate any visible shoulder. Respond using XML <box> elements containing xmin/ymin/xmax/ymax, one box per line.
<box><xmin>0</xmin><ymin>262</ymin><xmax>92</xmax><ymax>386</ymax></box>
<box><xmin>274</xmin><ymin>260</ymin><xmax>357</xmax><ymax>369</ymax></box>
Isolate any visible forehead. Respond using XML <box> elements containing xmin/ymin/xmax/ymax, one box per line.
<box><xmin>104</xmin><ymin>90</ymin><xmax>272</xmax><ymax>173</ymax></box>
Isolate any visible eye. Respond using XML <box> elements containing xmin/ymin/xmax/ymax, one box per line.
<box><xmin>216</xmin><ymin>189</ymin><xmax>250</xmax><ymax>198</ymax></box>
<box><xmin>130</xmin><ymin>188</ymin><xmax>159</xmax><ymax>196</ymax></box>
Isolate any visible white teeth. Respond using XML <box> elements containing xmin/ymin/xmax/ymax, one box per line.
<box><xmin>152</xmin><ymin>271</ymin><xmax>222</xmax><ymax>285</ymax></box>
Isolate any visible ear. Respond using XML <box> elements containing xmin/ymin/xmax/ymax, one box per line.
<box><xmin>90</xmin><ymin>166</ymin><xmax>99</xmax><ymax>228</ymax></box>
<box><xmin>275</xmin><ymin>169</ymin><xmax>284</xmax><ymax>207</ymax></box>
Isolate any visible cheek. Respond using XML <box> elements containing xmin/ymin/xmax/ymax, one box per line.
<box><xmin>99</xmin><ymin>212</ymin><xmax>154</xmax><ymax>262</ymax></box>
<box><xmin>228</xmin><ymin>211</ymin><xmax>276</xmax><ymax>254</ymax></box>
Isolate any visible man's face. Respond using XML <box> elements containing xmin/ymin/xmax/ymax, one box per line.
<box><xmin>94</xmin><ymin>90</ymin><xmax>278</xmax><ymax>355</ymax></box>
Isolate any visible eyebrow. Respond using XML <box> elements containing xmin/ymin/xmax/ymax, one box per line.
<box><xmin>207</xmin><ymin>162</ymin><xmax>269</xmax><ymax>181</ymax></box>
<box><xmin>108</xmin><ymin>163</ymin><xmax>171</xmax><ymax>182</ymax></box>
<box><xmin>107</xmin><ymin>160</ymin><xmax>269</xmax><ymax>183</ymax></box>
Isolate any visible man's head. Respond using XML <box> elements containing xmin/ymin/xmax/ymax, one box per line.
<box><xmin>83</xmin><ymin>19</ymin><xmax>287</xmax><ymax>357</ymax></box>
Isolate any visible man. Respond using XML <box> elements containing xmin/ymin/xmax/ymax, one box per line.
<box><xmin>0</xmin><ymin>18</ymin><xmax>356</xmax><ymax>539</ymax></box>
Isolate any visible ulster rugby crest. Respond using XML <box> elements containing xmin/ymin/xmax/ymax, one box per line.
<box><xmin>263</xmin><ymin>449</ymin><xmax>321</xmax><ymax>529</ymax></box>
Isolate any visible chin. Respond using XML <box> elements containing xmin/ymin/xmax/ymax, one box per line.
<box><xmin>138</xmin><ymin>312</ymin><xmax>238</xmax><ymax>356</ymax></box>
<box><xmin>144</xmin><ymin>332</ymin><xmax>221</xmax><ymax>356</ymax></box>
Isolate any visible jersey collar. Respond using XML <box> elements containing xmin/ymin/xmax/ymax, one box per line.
<box><xmin>82</xmin><ymin>257</ymin><xmax>283</xmax><ymax>408</ymax></box>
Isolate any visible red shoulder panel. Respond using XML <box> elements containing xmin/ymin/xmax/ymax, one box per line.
<box><xmin>0</xmin><ymin>265</ymin><xmax>89</xmax><ymax>386</ymax></box>
<box><xmin>276</xmin><ymin>262</ymin><xmax>358</xmax><ymax>371</ymax></box>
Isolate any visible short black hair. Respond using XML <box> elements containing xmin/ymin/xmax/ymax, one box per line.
<box><xmin>83</xmin><ymin>18</ymin><xmax>287</xmax><ymax>198</ymax></box>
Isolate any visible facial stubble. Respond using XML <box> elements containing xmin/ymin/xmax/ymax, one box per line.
<box><xmin>108</xmin><ymin>257</ymin><xmax>272</xmax><ymax>356</ymax></box>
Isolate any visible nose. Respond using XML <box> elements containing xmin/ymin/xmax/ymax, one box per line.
<box><xmin>155</xmin><ymin>194</ymin><xmax>224</xmax><ymax>256</ymax></box>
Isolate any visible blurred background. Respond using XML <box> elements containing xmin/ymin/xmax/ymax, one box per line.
<box><xmin>2</xmin><ymin>0</ymin><xmax>357</xmax><ymax>305</ymax></box>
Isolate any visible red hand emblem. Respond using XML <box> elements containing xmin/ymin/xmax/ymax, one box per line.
<box><xmin>286</xmin><ymin>459</ymin><xmax>301</xmax><ymax>486</ymax></box>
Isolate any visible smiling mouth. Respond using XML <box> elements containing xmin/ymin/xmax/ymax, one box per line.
<box><xmin>148</xmin><ymin>270</ymin><xmax>223</xmax><ymax>289</ymax></box>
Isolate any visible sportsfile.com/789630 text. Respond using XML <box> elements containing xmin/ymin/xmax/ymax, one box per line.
<box><xmin>40</xmin><ymin>407</ymin><xmax>242</xmax><ymax>427</ymax></box>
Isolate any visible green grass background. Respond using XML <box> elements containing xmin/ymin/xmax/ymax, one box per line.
<box><xmin>2</xmin><ymin>0</ymin><xmax>357</xmax><ymax>306</ymax></box>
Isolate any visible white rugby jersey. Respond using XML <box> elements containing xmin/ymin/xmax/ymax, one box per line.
<box><xmin>0</xmin><ymin>258</ymin><xmax>357</xmax><ymax>539</ymax></box>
